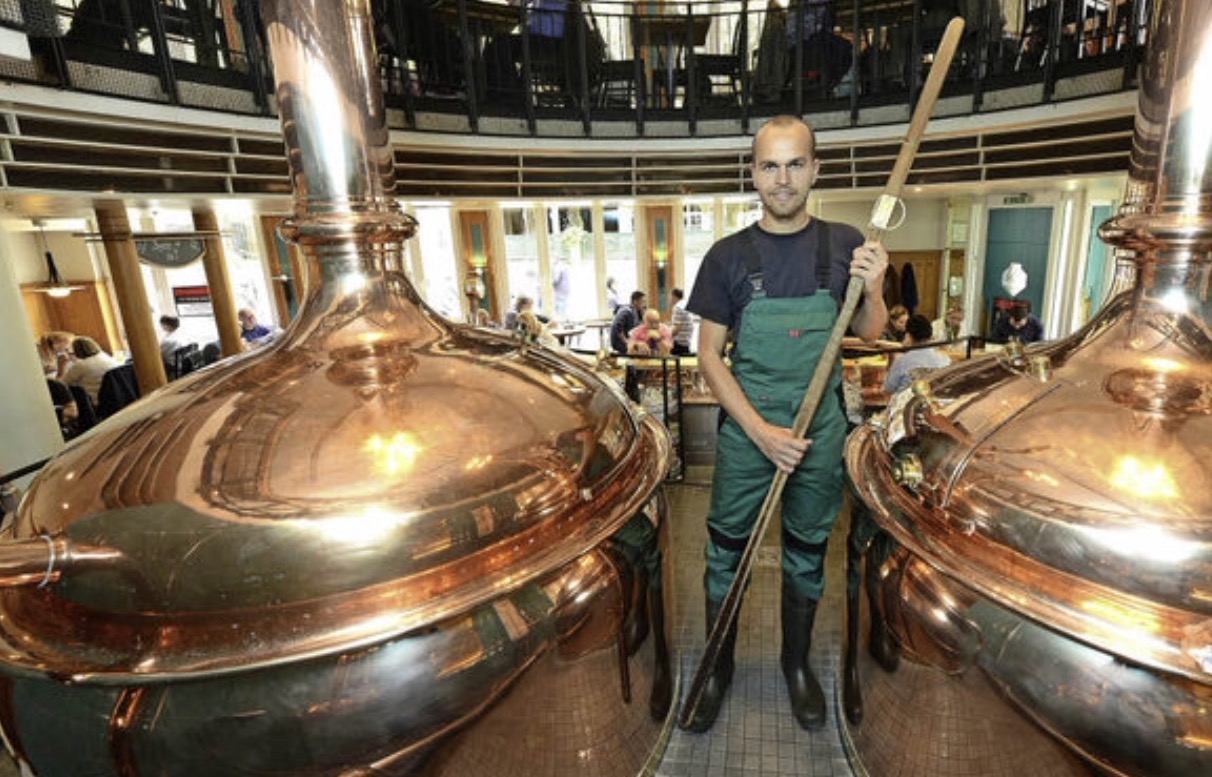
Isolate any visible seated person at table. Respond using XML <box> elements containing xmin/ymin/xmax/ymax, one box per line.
<box><xmin>610</xmin><ymin>290</ymin><xmax>646</xmax><ymax>354</ymax></box>
<box><xmin>46</xmin><ymin>378</ymin><xmax>78</xmax><ymax>431</ymax></box>
<box><xmin>517</xmin><ymin>310</ymin><xmax>557</xmax><ymax>346</ymax></box>
<box><xmin>38</xmin><ymin>331</ymin><xmax>75</xmax><ymax>377</ymax></box>
<box><xmin>883</xmin><ymin>315</ymin><xmax>951</xmax><ymax>395</ymax></box>
<box><xmin>158</xmin><ymin>315</ymin><xmax>184</xmax><ymax>371</ymax></box>
<box><xmin>60</xmin><ymin>336</ymin><xmax>122</xmax><ymax>406</ymax></box>
<box><xmin>992</xmin><ymin>303</ymin><xmax>1044</xmax><ymax>344</ymax></box>
<box><xmin>504</xmin><ymin>295</ymin><xmax>540</xmax><ymax>330</ymax></box>
<box><xmin>238</xmin><ymin>308</ymin><xmax>277</xmax><ymax>347</ymax></box>
<box><xmin>931</xmin><ymin>303</ymin><xmax>966</xmax><ymax>342</ymax></box>
<box><xmin>627</xmin><ymin>309</ymin><xmax>673</xmax><ymax>356</ymax></box>
<box><xmin>882</xmin><ymin>303</ymin><xmax>909</xmax><ymax>343</ymax></box>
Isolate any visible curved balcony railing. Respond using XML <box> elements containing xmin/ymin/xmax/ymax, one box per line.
<box><xmin>0</xmin><ymin>0</ymin><xmax>1150</xmax><ymax>136</ymax></box>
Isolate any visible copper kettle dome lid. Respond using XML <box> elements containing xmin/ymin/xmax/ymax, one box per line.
<box><xmin>0</xmin><ymin>0</ymin><xmax>670</xmax><ymax>682</ymax></box>
<box><xmin>848</xmin><ymin>0</ymin><xmax>1212</xmax><ymax>684</ymax></box>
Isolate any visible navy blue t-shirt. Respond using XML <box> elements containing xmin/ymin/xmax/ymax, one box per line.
<box><xmin>687</xmin><ymin>219</ymin><xmax>862</xmax><ymax>337</ymax></box>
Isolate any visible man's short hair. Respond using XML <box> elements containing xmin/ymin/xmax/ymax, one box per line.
<box><xmin>1009</xmin><ymin>301</ymin><xmax>1031</xmax><ymax>322</ymax></box>
<box><xmin>671</xmin><ymin>288</ymin><xmax>684</xmax><ymax>301</ymax></box>
<box><xmin>906</xmin><ymin>314</ymin><xmax>933</xmax><ymax>342</ymax></box>
<box><xmin>752</xmin><ymin>115</ymin><xmax>817</xmax><ymax>159</ymax></box>
<box><xmin>630</xmin><ymin>290</ymin><xmax>646</xmax><ymax>304</ymax></box>
<box><xmin>159</xmin><ymin>315</ymin><xmax>180</xmax><ymax>330</ymax></box>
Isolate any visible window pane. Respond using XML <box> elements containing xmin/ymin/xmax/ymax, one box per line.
<box><xmin>548</xmin><ymin>205</ymin><xmax>593</xmax><ymax>321</ymax></box>
<box><xmin>603</xmin><ymin>201</ymin><xmax>637</xmax><ymax>315</ymax></box>
<box><xmin>683</xmin><ymin>200</ymin><xmax>715</xmax><ymax>297</ymax></box>
<box><xmin>504</xmin><ymin>206</ymin><xmax>541</xmax><ymax>320</ymax></box>
<box><xmin>415</xmin><ymin>207</ymin><xmax>462</xmax><ymax>319</ymax></box>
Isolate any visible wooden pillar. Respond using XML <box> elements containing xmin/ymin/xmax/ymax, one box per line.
<box><xmin>192</xmin><ymin>208</ymin><xmax>244</xmax><ymax>357</ymax></box>
<box><xmin>94</xmin><ymin>200</ymin><xmax>167</xmax><ymax>395</ymax></box>
<box><xmin>456</xmin><ymin>210</ymin><xmax>503</xmax><ymax>321</ymax></box>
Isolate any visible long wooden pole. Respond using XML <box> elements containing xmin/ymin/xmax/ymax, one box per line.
<box><xmin>678</xmin><ymin>17</ymin><xmax>968</xmax><ymax>730</ymax></box>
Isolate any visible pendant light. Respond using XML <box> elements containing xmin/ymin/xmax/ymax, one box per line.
<box><xmin>33</xmin><ymin>220</ymin><xmax>82</xmax><ymax>298</ymax></box>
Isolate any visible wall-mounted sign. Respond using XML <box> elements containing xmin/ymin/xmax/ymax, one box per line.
<box><xmin>138</xmin><ymin>238</ymin><xmax>205</xmax><ymax>268</ymax></box>
<box><xmin>173</xmin><ymin>285</ymin><xmax>213</xmax><ymax>317</ymax></box>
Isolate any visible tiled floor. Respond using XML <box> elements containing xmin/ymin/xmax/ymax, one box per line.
<box><xmin>657</xmin><ymin>467</ymin><xmax>856</xmax><ymax>777</ymax></box>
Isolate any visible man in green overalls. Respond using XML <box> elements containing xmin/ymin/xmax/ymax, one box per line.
<box><xmin>684</xmin><ymin>115</ymin><xmax>888</xmax><ymax>732</ymax></box>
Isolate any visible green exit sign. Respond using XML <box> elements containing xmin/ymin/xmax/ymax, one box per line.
<box><xmin>1003</xmin><ymin>193</ymin><xmax>1033</xmax><ymax>205</ymax></box>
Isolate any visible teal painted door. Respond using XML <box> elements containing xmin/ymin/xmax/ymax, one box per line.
<box><xmin>983</xmin><ymin>207</ymin><xmax>1052</xmax><ymax>333</ymax></box>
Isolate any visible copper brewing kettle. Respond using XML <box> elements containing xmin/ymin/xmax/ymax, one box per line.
<box><xmin>0</xmin><ymin>2</ymin><xmax>673</xmax><ymax>775</ymax></box>
<box><xmin>844</xmin><ymin>2</ymin><xmax>1212</xmax><ymax>775</ymax></box>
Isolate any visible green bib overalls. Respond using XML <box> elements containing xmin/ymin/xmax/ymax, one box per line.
<box><xmin>703</xmin><ymin>234</ymin><xmax>847</xmax><ymax>602</ymax></box>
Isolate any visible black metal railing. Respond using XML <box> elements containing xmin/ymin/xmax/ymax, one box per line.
<box><xmin>0</xmin><ymin>0</ymin><xmax>1150</xmax><ymax>136</ymax></box>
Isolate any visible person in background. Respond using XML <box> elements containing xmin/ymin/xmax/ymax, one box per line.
<box><xmin>504</xmin><ymin>295</ymin><xmax>534</xmax><ymax>331</ymax></box>
<box><xmin>992</xmin><ymin>302</ymin><xmax>1044</xmax><ymax>344</ymax></box>
<box><xmin>238</xmin><ymin>308</ymin><xmax>273</xmax><ymax>345</ymax></box>
<box><xmin>627</xmin><ymin>309</ymin><xmax>674</xmax><ymax>356</ymax></box>
<box><xmin>46</xmin><ymin>377</ymin><xmax>77</xmax><ymax>433</ymax></box>
<box><xmin>517</xmin><ymin>310</ymin><xmax>557</xmax><ymax>346</ymax></box>
<box><xmin>158</xmin><ymin>315</ymin><xmax>183</xmax><ymax>372</ymax></box>
<box><xmin>610</xmin><ymin>290</ymin><xmax>646</xmax><ymax>354</ymax></box>
<box><xmin>670</xmin><ymin>287</ymin><xmax>695</xmax><ymax>355</ymax></box>
<box><xmin>931</xmin><ymin>303</ymin><xmax>966</xmax><ymax>341</ymax></box>
<box><xmin>606</xmin><ymin>276</ymin><xmax>621</xmax><ymax>314</ymax></box>
<box><xmin>474</xmin><ymin>309</ymin><xmax>498</xmax><ymax>328</ymax></box>
<box><xmin>552</xmin><ymin>256</ymin><xmax>571</xmax><ymax>320</ymax></box>
<box><xmin>685</xmin><ymin>115</ymin><xmax>887</xmax><ymax>733</ymax></box>
<box><xmin>60</xmin><ymin>336</ymin><xmax>121</xmax><ymax>405</ymax></box>
<box><xmin>37</xmin><ymin>331</ymin><xmax>74</xmax><ymax>377</ymax></box>
<box><xmin>883</xmin><ymin>314</ymin><xmax>952</xmax><ymax>395</ymax></box>
<box><xmin>882</xmin><ymin>303</ymin><xmax>908</xmax><ymax>342</ymax></box>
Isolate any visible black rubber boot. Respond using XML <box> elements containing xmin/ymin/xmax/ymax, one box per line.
<box><xmin>648</xmin><ymin>583</ymin><xmax>673</xmax><ymax>721</ymax></box>
<box><xmin>682</xmin><ymin>597</ymin><xmax>737</xmax><ymax>733</ymax></box>
<box><xmin>781</xmin><ymin>586</ymin><xmax>827</xmax><ymax>731</ymax></box>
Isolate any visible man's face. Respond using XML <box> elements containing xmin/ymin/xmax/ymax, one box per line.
<box><xmin>239</xmin><ymin>313</ymin><xmax>255</xmax><ymax>331</ymax></box>
<box><xmin>947</xmin><ymin>310</ymin><xmax>964</xmax><ymax>328</ymax></box>
<box><xmin>752</xmin><ymin>124</ymin><xmax>819</xmax><ymax>229</ymax></box>
<box><xmin>636</xmin><ymin>295</ymin><xmax>647</xmax><ymax>312</ymax></box>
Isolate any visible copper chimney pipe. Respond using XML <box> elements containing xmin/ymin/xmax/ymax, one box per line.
<box><xmin>844</xmin><ymin>2</ymin><xmax>1212</xmax><ymax>776</ymax></box>
<box><xmin>0</xmin><ymin>2</ymin><xmax>675</xmax><ymax>775</ymax></box>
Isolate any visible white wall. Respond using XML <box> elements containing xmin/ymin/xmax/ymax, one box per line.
<box><xmin>0</xmin><ymin>233</ymin><xmax>66</xmax><ymax>487</ymax></box>
<box><xmin>815</xmin><ymin>197</ymin><xmax>948</xmax><ymax>250</ymax></box>
<box><xmin>8</xmin><ymin>228</ymin><xmax>100</xmax><ymax>285</ymax></box>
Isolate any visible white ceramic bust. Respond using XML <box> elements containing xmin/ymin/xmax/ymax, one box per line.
<box><xmin>1001</xmin><ymin>262</ymin><xmax>1028</xmax><ymax>297</ymax></box>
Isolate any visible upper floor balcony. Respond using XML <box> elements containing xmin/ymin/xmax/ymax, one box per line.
<box><xmin>2</xmin><ymin>0</ymin><xmax>1147</xmax><ymax>138</ymax></box>
<box><xmin>0</xmin><ymin>0</ymin><xmax>1147</xmax><ymax>203</ymax></box>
